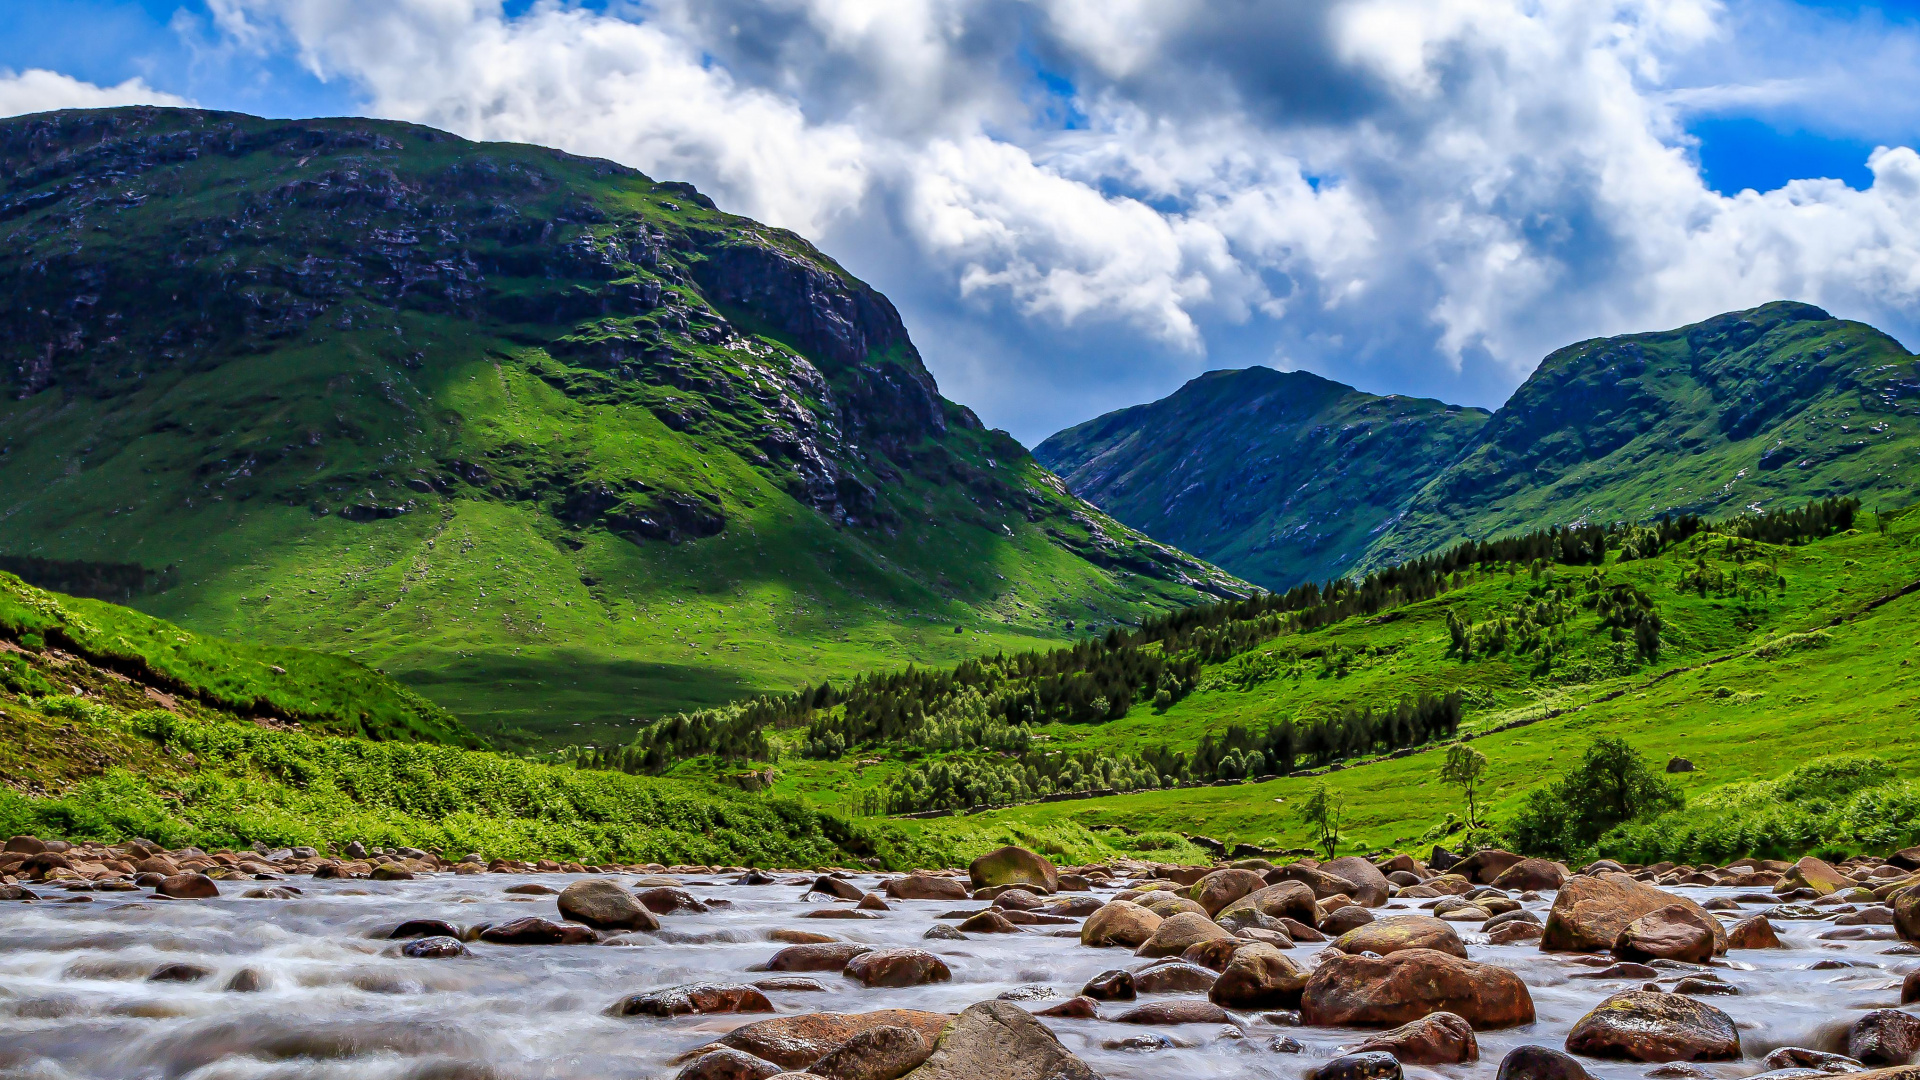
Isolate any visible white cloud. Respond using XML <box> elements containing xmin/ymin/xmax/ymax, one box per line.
<box><xmin>0</xmin><ymin>69</ymin><xmax>192</xmax><ymax>119</ymax></box>
<box><xmin>144</xmin><ymin>0</ymin><xmax>1920</xmax><ymax>438</ymax></box>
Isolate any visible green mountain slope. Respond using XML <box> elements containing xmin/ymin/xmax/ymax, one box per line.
<box><xmin>1362</xmin><ymin>301</ymin><xmax>1920</xmax><ymax>569</ymax></box>
<box><xmin>643</xmin><ymin>496</ymin><xmax>1920</xmax><ymax>864</ymax></box>
<box><xmin>1033</xmin><ymin>368</ymin><xmax>1489</xmax><ymax>589</ymax></box>
<box><xmin>0</xmin><ymin>106</ymin><xmax>1238</xmax><ymax>747</ymax></box>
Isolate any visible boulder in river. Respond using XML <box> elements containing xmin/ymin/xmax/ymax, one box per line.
<box><xmin>478</xmin><ymin>917</ymin><xmax>598</xmax><ymax>945</ymax></box>
<box><xmin>1349</xmin><ymin>1010</ymin><xmax>1480</xmax><ymax>1064</ymax></box>
<box><xmin>806</xmin><ymin>1024</ymin><xmax>933</xmax><ymax>1080</ymax></box>
<box><xmin>400</xmin><ymin>936</ymin><xmax>467</xmax><ymax>959</ymax></box>
<box><xmin>1455</xmin><ymin>849</ymin><xmax>1526</xmax><ymax>885</ymax></box>
<box><xmin>704</xmin><ymin>1011</ymin><xmax>954</xmax><ymax>1071</ymax></box>
<box><xmin>1727</xmin><ymin>914</ymin><xmax>1784</xmax><ymax>949</ymax></box>
<box><xmin>967</xmin><ymin>847</ymin><xmax>1057</xmax><ymax>893</ymax></box>
<box><xmin>842</xmin><ymin>949</ymin><xmax>951</xmax><ymax>988</ymax></box>
<box><xmin>1613</xmin><ymin>904</ymin><xmax>1717</xmax><ymax>964</ymax></box>
<box><xmin>1541</xmin><ymin>873</ymin><xmax>1725</xmax><ymax>954</ymax></box>
<box><xmin>900</xmin><ymin>1001</ymin><xmax>1097</xmax><ymax>1080</ymax></box>
<box><xmin>1209</xmin><ymin>942</ymin><xmax>1308</xmax><ymax>1009</ymax></box>
<box><xmin>1845</xmin><ymin>1009</ymin><xmax>1920</xmax><ymax>1066</ymax></box>
<box><xmin>1306</xmin><ymin>1051</ymin><xmax>1403</xmax><ymax>1080</ymax></box>
<box><xmin>1497</xmin><ymin>1045</ymin><xmax>1594</xmax><ymax>1080</ymax></box>
<box><xmin>1563</xmin><ymin>990</ymin><xmax>1739</xmax><ymax>1062</ymax></box>
<box><xmin>155</xmin><ymin>873</ymin><xmax>218</xmax><ymax>899</ymax></box>
<box><xmin>1035</xmin><ymin>996</ymin><xmax>1098</xmax><ymax>1020</ymax></box>
<box><xmin>1269</xmin><ymin>863</ymin><xmax>1362</xmax><ymax>900</ymax></box>
<box><xmin>1080</xmin><ymin>969</ymin><xmax>1135</xmax><ymax>1000</ymax></box>
<box><xmin>1218</xmin><ymin>881</ymin><xmax>1322</xmax><ymax>929</ymax></box>
<box><xmin>559</xmin><ymin>879</ymin><xmax>660</xmax><ymax>931</ymax></box>
<box><xmin>1134</xmin><ymin>911</ymin><xmax>1235</xmax><ymax>957</ymax></box>
<box><xmin>1189</xmin><ymin>868</ymin><xmax>1267</xmax><ymax>915</ymax></box>
<box><xmin>612</xmin><ymin>984</ymin><xmax>775</xmax><ymax>1018</ymax></box>
<box><xmin>1331</xmin><ymin>915</ymin><xmax>1467</xmax><ymax>959</ymax></box>
<box><xmin>1322</xmin><ymin>857</ymin><xmax>1392</xmax><ymax>907</ymax></box>
<box><xmin>1301</xmin><ymin>948</ymin><xmax>1535</xmax><ymax>1029</ymax></box>
<box><xmin>957</xmin><ymin>910</ymin><xmax>1020</xmax><ymax>934</ymax></box>
<box><xmin>1493</xmin><ymin>859</ymin><xmax>1567</xmax><ymax>892</ymax></box>
<box><xmin>1321</xmin><ymin>906</ymin><xmax>1376</xmax><ymax>935</ymax></box>
<box><xmin>1131</xmin><ymin>961</ymin><xmax>1217</xmax><ymax>994</ymax></box>
<box><xmin>810</xmin><ymin>876</ymin><xmax>865</xmax><ymax>901</ymax></box>
<box><xmin>637</xmin><ymin>886</ymin><xmax>710</xmax><ymax>914</ymax></box>
<box><xmin>1112</xmin><ymin>1000</ymin><xmax>1232</xmax><ymax>1025</ymax></box>
<box><xmin>884</xmin><ymin>873</ymin><xmax>969</xmax><ymax>902</ymax></box>
<box><xmin>389</xmin><ymin>919</ymin><xmax>460</xmax><ymax>940</ymax></box>
<box><xmin>766</xmin><ymin>943</ymin><xmax>873</xmax><ymax>972</ymax></box>
<box><xmin>1893</xmin><ymin>890</ymin><xmax>1920</xmax><ymax>943</ymax></box>
<box><xmin>674</xmin><ymin>1048</ymin><xmax>782</xmax><ymax>1080</ymax></box>
<box><xmin>1782</xmin><ymin>856</ymin><xmax>1852</xmax><ymax>896</ymax></box>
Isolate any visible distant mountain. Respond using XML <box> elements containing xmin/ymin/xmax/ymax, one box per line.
<box><xmin>0</xmin><ymin>106</ymin><xmax>1240</xmax><ymax>747</ymax></box>
<box><xmin>1034</xmin><ymin>368</ymin><xmax>1489</xmax><ymax>589</ymax></box>
<box><xmin>1362</xmin><ymin>302</ymin><xmax>1920</xmax><ymax>570</ymax></box>
<box><xmin>1036</xmin><ymin>302</ymin><xmax>1920</xmax><ymax>588</ymax></box>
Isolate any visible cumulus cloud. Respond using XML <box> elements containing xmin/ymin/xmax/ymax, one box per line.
<box><xmin>0</xmin><ymin>69</ymin><xmax>192</xmax><ymax>119</ymax></box>
<box><xmin>165</xmin><ymin>0</ymin><xmax>1920</xmax><ymax>439</ymax></box>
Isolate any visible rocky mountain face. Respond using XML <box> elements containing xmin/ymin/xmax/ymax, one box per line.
<box><xmin>1039</xmin><ymin>303</ymin><xmax>1920</xmax><ymax>588</ymax></box>
<box><xmin>0</xmin><ymin>107</ymin><xmax>1238</xmax><ymax>743</ymax></box>
<box><xmin>1034</xmin><ymin>368</ymin><xmax>1488</xmax><ymax>589</ymax></box>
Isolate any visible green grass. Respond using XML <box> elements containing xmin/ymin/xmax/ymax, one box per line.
<box><xmin>640</xmin><ymin>506</ymin><xmax>1920</xmax><ymax>863</ymax></box>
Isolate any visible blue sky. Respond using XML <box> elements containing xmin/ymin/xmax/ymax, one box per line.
<box><xmin>6</xmin><ymin>0</ymin><xmax>1920</xmax><ymax>442</ymax></box>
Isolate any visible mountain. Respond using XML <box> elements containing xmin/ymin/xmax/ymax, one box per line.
<box><xmin>1362</xmin><ymin>301</ymin><xmax>1920</xmax><ymax>569</ymax></box>
<box><xmin>1037</xmin><ymin>303</ymin><xmax>1920</xmax><ymax>587</ymax></box>
<box><xmin>0</xmin><ymin>106</ymin><xmax>1239</xmax><ymax>748</ymax></box>
<box><xmin>1033</xmin><ymin>368</ymin><xmax>1490</xmax><ymax>589</ymax></box>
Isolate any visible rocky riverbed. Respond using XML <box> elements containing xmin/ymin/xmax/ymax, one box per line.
<box><xmin>5</xmin><ymin>836</ymin><xmax>1920</xmax><ymax>1080</ymax></box>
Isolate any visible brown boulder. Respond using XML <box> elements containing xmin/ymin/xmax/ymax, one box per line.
<box><xmin>1179</xmin><ymin>936</ymin><xmax>1243</xmax><ymax>971</ymax></box>
<box><xmin>968</xmin><ymin>847</ymin><xmax>1058</xmax><ymax>893</ymax></box>
<box><xmin>807</xmin><ymin>1025</ymin><xmax>932</xmax><ymax>1080</ymax></box>
<box><xmin>1113</xmin><ymin>1000</ymin><xmax>1232</xmax><ymax>1025</ymax></box>
<box><xmin>1301</xmin><ymin>948</ymin><xmax>1535</xmax><ymax>1029</ymax></box>
<box><xmin>766</xmin><ymin>943</ymin><xmax>873</xmax><ymax>972</ymax></box>
<box><xmin>1493</xmin><ymin>859</ymin><xmax>1567</xmax><ymax>892</ymax></box>
<box><xmin>883</xmin><ymin>873</ymin><xmax>969</xmax><ymax>902</ymax></box>
<box><xmin>1497</xmin><ymin>1045</ymin><xmax>1594</xmax><ymax>1080</ymax></box>
<box><xmin>4</xmin><ymin>835</ymin><xmax>45</xmax><ymax>854</ymax></box>
<box><xmin>1133</xmin><ymin>911</ymin><xmax>1235</xmax><ymax>958</ymax></box>
<box><xmin>1563</xmin><ymin>991</ymin><xmax>1739</xmax><ymax>1062</ymax></box>
<box><xmin>1541</xmin><ymin>873</ymin><xmax>1726</xmax><ymax>954</ymax></box>
<box><xmin>154</xmin><ymin>873</ymin><xmax>219</xmax><ymax>899</ymax></box>
<box><xmin>1189</xmin><ymin>868</ymin><xmax>1267</xmax><ymax>916</ymax></box>
<box><xmin>1895</xmin><ymin>890</ymin><xmax>1920</xmax><ymax>942</ymax></box>
<box><xmin>1783</xmin><ymin>856</ymin><xmax>1852</xmax><ymax>896</ymax></box>
<box><xmin>1351</xmin><ymin>1011</ymin><xmax>1480</xmax><ymax>1064</ymax></box>
<box><xmin>956</xmin><ymin>910</ymin><xmax>1021</xmax><ymax>934</ymax></box>
<box><xmin>900</xmin><ymin>1001</ymin><xmax>1097</xmax><ymax>1080</ymax></box>
<box><xmin>560</xmin><ymin>879</ymin><xmax>660</xmax><ymax>931</ymax></box>
<box><xmin>1331</xmin><ymin>915</ymin><xmax>1468</xmax><ymax>959</ymax></box>
<box><xmin>1847</xmin><ymin>1009</ymin><xmax>1920</xmax><ymax>1066</ymax></box>
<box><xmin>1613</xmin><ymin>904</ymin><xmax>1716</xmax><ymax>964</ymax></box>
<box><xmin>612</xmin><ymin>984</ymin><xmax>774</xmax><ymax>1017</ymax></box>
<box><xmin>1320</xmin><ymin>906</ymin><xmax>1376</xmax><ymax>935</ymax></box>
<box><xmin>637</xmin><ymin>886</ymin><xmax>710</xmax><ymax>914</ymax></box>
<box><xmin>1218</xmin><ymin>881</ymin><xmax>1322</xmax><ymax>928</ymax></box>
<box><xmin>1323</xmin><ymin>857</ymin><xmax>1392</xmax><ymax>907</ymax></box>
<box><xmin>675</xmin><ymin>1049</ymin><xmax>782</xmax><ymax>1080</ymax></box>
<box><xmin>1136</xmin><ymin>892</ymin><xmax>1209</xmax><ymax>919</ymax></box>
<box><xmin>1132</xmin><ymin>961</ymin><xmax>1218</xmax><ymax>994</ymax></box>
<box><xmin>1080</xmin><ymin>900</ymin><xmax>1161</xmax><ymax>948</ymax></box>
<box><xmin>1271</xmin><ymin>863</ymin><xmax>1362</xmax><ymax>900</ymax></box>
<box><xmin>1726</xmin><ymin>914</ymin><xmax>1784</xmax><ymax>949</ymax></box>
<box><xmin>1456</xmin><ymin>849</ymin><xmax>1526</xmax><ymax>884</ymax></box>
<box><xmin>479</xmin><ymin>917</ymin><xmax>598</xmax><ymax>945</ymax></box>
<box><xmin>712</xmin><ymin>1012</ymin><xmax>953</xmax><ymax>1071</ymax></box>
<box><xmin>843</xmin><ymin>949</ymin><xmax>952</xmax><ymax>988</ymax></box>
<box><xmin>1489</xmin><ymin>921</ymin><xmax>1545</xmax><ymax>945</ymax></box>
<box><xmin>1209</xmin><ymin>942</ymin><xmax>1308</xmax><ymax>1009</ymax></box>
<box><xmin>1034</xmin><ymin>997</ymin><xmax>1098</xmax><ymax>1019</ymax></box>
<box><xmin>1079</xmin><ymin>969</ymin><xmax>1134</xmax><ymax>1000</ymax></box>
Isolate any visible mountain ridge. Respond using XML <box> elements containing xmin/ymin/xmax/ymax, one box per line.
<box><xmin>1038</xmin><ymin>302</ymin><xmax>1920</xmax><ymax>588</ymax></box>
<box><xmin>0</xmin><ymin>105</ymin><xmax>1242</xmax><ymax>747</ymax></box>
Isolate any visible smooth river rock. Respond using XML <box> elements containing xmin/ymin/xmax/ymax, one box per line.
<box><xmin>1301</xmin><ymin>948</ymin><xmax>1536</xmax><ymax>1029</ymax></box>
<box><xmin>1563</xmin><ymin>990</ymin><xmax>1740</xmax><ymax>1062</ymax></box>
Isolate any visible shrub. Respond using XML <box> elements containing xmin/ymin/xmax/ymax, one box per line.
<box><xmin>1506</xmin><ymin>736</ymin><xmax>1682</xmax><ymax>856</ymax></box>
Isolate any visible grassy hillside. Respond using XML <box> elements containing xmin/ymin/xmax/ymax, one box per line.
<box><xmin>1363</xmin><ymin>301</ymin><xmax>1920</xmax><ymax>570</ymax></box>
<box><xmin>630</xmin><ymin>496</ymin><xmax>1920</xmax><ymax>863</ymax></box>
<box><xmin>1034</xmin><ymin>368</ymin><xmax>1489</xmax><ymax>590</ymax></box>
<box><xmin>0</xmin><ymin>107</ymin><xmax>1238</xmax><ymax>749</ymax></box>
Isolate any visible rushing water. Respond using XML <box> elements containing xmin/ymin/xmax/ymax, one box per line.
<box><xmin>0</xmin><ymin>874</ymin><xmax>1911</xmax><ymax>1080</ymax></box>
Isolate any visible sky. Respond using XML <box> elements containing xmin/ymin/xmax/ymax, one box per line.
<box><xmin>5</xmin><ymin>1</ymin><xmax>1920</xmax><ymax>445</ymax></box>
